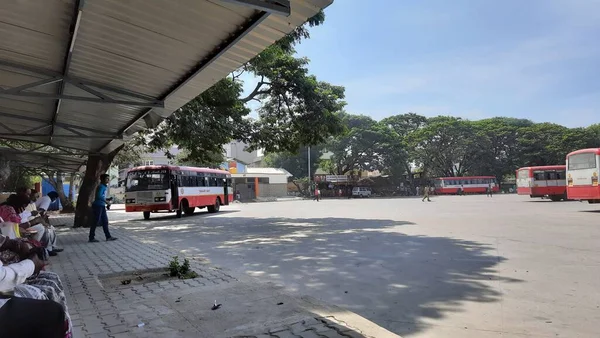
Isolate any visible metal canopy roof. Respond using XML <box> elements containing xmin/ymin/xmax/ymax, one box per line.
<box><xmin>0</xmin><ymin>0</ymin><xmax>332</xmax><ymax>171</ymax></box>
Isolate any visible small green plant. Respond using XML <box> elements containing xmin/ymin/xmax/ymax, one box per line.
<box><xmin>168</xmin><ymin>256</ymin><xmax>181</xmax><ymax>277</ymax></box>
<box><xmin>168</xmin><ymin>256</ymin><xmax>198</xmax><ymax>279</ymax></box>
<box><xmin>180</xmin><ymin>258</ymin><xmax>190</xmax><ymax>275</ymax></box>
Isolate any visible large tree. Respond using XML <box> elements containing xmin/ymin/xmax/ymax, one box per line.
<box><xmin>264</xmin><ymin>146</ymin><xmax>323</xmax><ymax>179</ymax></box>
<box><xmin>378</xmin><ymin>113</ymin><xmax>427</xmax><ymax>182</ymax></box>
<box><xmin>322</xmin><ymin>113</ymin><xmax>387</xmax><ymax>175</ymax></box>
<box><xmin>409</xmin><ymin>116</ymin><xmax>487</xmax><ymax>177</ymax></box>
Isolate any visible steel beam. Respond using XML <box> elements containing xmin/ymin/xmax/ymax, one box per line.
<box><xmin>0</xmin><ymin>111</ymin><xmax>119</xmax><ymax>136</ymax></box>
<box><xmin>0</xmin><ymin>136</ymin><xmax>92</xmax><ymax>153</ymax></box>
<box><xmin>0</xmin><ymin>92</ymin><xmax>164</xmax><ymax>107</ymax></box>
<box><xmin>0</xmin><ymin>77</ymin><xmax>63</xmax><ymax>95</ymax></box>
<box><xmin>0</xmin><ymin>60</ymin><xmax>161</xmax><ymax>104</ymax></box>
<box><xmin>116</xmin><ymin>10</ymin><xmax>271</xmax><ymax>144</ymax></box>
<box><xmin>221</xmin><ymin>0</ymin><xmax>290</xmax><ymax>16</ymax></box>
<box><xmin>49</xmin><ymin>0</ymin><xmax>84</xmax><ymax>145</ymax></box>
<box><xmin>0</xmin><ymin>133</ymin><xmax>119</xmax><ymax>139</ymax></box>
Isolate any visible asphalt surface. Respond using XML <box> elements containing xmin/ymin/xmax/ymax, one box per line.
<box><xmin>110</xmin><ymin>195</ymin><xmax>600</xmax><ymax>337</ymax></box>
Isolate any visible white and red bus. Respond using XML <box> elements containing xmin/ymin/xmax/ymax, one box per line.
<box><xmin>433</xmin><ymin>176</ymin><xmax>499</xmax><ymax>195</ymax></box>
<box><xmin>516</xmin><ymin>165</ymin><xmax>567</xmax><ymax>201</ymax></box>
<box><xmin>566</xmin><ymin>148</ymin><xmax>600</xmax><ymax>203</ymax></box>
<box><xmin>124</xmin><ymin>165</ymin><xmax>233</xmax><ymax>219</ymax></box>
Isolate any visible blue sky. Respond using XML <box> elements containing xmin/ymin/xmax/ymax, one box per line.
<box><xmin>245</xmin><ymin>0</ymin><xmax>600</xmax><ymax>127</ymax></box>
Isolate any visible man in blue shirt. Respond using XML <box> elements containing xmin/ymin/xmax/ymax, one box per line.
<box><xmin>89</xmin><ymin>174</ymin><xmax>117</xmax><ymax>242</ymax></box>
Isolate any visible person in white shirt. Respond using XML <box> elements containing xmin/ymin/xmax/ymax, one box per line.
<box><xmin>35</xmin><ymin>191</ymin><xmax>59</xmax><ymax>212</ymax></box>
<box><xmin>0</xmin><ymin>235</ymin><xmax>67</xmax><ymax>337</ymax></box>
<box><xmin>17</xmin><ymin>189</ymin><xmax>62</xmax><ymax>255</ymax></box>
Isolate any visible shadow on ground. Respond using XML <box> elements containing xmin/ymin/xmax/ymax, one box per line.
<box><xmin>118</xmin><ymin>215</ymin><xmax>521</xmax><ymax>336</ymax></box>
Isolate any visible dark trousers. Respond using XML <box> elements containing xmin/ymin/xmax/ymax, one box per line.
<box><xmin>0</xmin><ymin>298</ymin><xmax>65</xmax><ymax>338</ymax></box>
<box><xmin>89</xmin><ymin>204</ymin><xmax>112</xmax><ymax>240</ymax></box>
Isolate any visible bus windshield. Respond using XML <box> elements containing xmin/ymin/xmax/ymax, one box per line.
<box><xmin>568</xmin><ymin>153</ymin><xmax>596</xmax><ymax>170</ymax></box>
<box><xmin>126</xmin><ymin>169</ymin><xmax>169</xmax><ymax>192</ymax></box>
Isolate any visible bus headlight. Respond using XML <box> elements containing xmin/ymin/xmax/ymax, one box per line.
<box><xmin>154</xmin><ymin>197</ymin><xmax>166</xmax><ymax>202</ymax></box>
<box><xmin>126</xmin><ymin>199</ymin><xmax>136</xmax><ymax>204</ymax></box>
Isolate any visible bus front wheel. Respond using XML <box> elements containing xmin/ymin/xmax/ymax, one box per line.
<box><xmin>143</xmin><ymin>211</ymin><xmax>151</xmax><ymax>220</ymax></box>
<box><xmin>208</xmin><ymin>198</ymin><xmax>220</xmax><ymax>213</ymax></box>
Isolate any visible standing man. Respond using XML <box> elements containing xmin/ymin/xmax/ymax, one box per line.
<box><xmin>89</xmin><ymin>174</ymin><xmax>117</xmax><ymax>243</ymax></box>
<box><xmin>422</xmin><ymin>186</ymin><xmax>431</xmax><ymax>202</ymax></box>
<box><xmin>487</xmin><ymin>182</ymin><xmax>493</xmax><ymax>197</ymax></box>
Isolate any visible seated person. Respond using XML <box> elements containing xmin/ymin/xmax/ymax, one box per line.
<box><xmin>0</xmin><ymin>195</ymin><xmax>62</xmax><ymax>256</ymax></box>
<box><xmin>0</xmin><ymin>234</ymin><xmax>71</xmax><ymax>337</ymax></box>
<box><xmin>35</xmin><ymin>191</ymin><xmax>60</xmax><ymax>213</ymax></box>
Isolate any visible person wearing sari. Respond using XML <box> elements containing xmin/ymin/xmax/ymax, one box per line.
<box><xmin>0</xmin><ymin>234</ymin><xmax>71</xmax><ymax>337</ymax></box>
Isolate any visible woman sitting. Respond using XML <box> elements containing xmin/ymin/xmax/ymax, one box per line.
<box><xmin>0</xmin><ymin>194</ymin><xmax>61</xmax><ymax>256</ymax></box>
<box><xmin>0</xmin><ymin>234</ymin><xmax>72</xmax><ymax>337</ymax></box>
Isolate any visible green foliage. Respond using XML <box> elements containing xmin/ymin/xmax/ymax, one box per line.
<box><xmin>309</xmin><ymin>111</ymin><xmax>598</xmax><ymax>187</ymax></box>
<box><xmin>168</xmin><ymin>256</ymin><xmax>180</xmax><ymax>277</ymax></box>
<box><xmin>264</xmin><ymin>146</ymin><xmax>323</xmax><ymax>178</ymax></box>
<box><xmin>168</xmin><ymin>256</ymin><xmax>198</xmax><ymax>279</ymax></box>
<box><xmin>112</xmin><ymin>142</ymin><xmax>146</xmax><ymax>169</ymax></box>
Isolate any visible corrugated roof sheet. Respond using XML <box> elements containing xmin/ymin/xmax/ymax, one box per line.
<box><xmin>0</xmin><ymin>0</ymin><xmax>333</xmax><ymax>171</ymax></box>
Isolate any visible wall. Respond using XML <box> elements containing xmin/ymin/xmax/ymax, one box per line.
<box><xmin>257</xmin><ymin>183</ymin><xmax>287</xmax><ymax>198</ymax></box>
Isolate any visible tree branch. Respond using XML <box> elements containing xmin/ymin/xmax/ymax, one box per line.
<box><xmin>240</xmin><ymin>76</ymin><xmax>270</xmax><ymax>103</ymax></box>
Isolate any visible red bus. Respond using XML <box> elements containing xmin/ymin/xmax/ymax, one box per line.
<box><xmin>124</xmin><ymin>165</ymin><xmax>233</xmax><ymax>219</ymax></box>
<box><xmin>566</xmin><ymin>148</ymin><xmax>600</xmax><ymax>203</ymax></box>
<box><xmin>516</xmin><ymin>165</ymin><xmax>567</xmax><ymax>201</ymax></box>
<box><xmin>433</xmin><ymin>176</ymin><xmax>499</xmax><ymax>195</ymax></box>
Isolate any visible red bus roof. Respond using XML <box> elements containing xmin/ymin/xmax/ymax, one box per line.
<box><xmin>517</xmin><ymin>165</ymin><xmax>566</xmax><ymax>171</ymax></box>
<box><xmin>435</xmin><ymin>176</ymin><xmax>496</xmax><ymax>180</ymax></box>
<box><xmin>566</xmin><ymin>148</ymin><xmax>600</xmax><ymax>157</ymax></box>
<box><xmin>128</xmin><ymin>165</ymin><xmax>230</xmax><ymax>175</ymax></box>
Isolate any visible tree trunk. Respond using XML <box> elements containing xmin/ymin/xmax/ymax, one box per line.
<box><xmin>68</xmin><ymin>173</ymin><xmax>75</xmax><ymax>202</ymax></box>
<box><xmin>0</xmin><ymin>155</ymin><xmax>10</xmax><ymax>191</ymax></box>
<box><xmin>73</xmin><ymin>146</ymin><xmax>122</xmax><ymax>228</ymax></box>
<box><xmin>46</xmin><ymin>171</ymin><xmax>75</xmax><ymax>213</ymax></box>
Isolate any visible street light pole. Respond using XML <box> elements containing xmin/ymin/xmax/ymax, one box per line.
<box><xmin>307</xmin><ymin>146</ymin><xmax>311</xmax><ymax>196</ymax></box>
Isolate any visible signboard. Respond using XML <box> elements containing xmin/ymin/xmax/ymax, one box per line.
<box><xmin>325</xmin><ymin>175</ymin><xmax>349</xmax><ymax>183</ymax></box>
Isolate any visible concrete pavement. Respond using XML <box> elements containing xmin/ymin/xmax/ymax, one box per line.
<box><xmin>48</xmin><ymin>221</ymin><xmax>399</xmax><ymax>338</ymax></box>
<box><xmin>111</xmin><ymin>194</ymin><xmax>600</xmax><ymax>337</ymax></box>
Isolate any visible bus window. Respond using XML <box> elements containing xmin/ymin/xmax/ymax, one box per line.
<box><xmin>209</xmin><ymin>177</ymin><xmax>218</xmax><ymax>187</ymax></box>
<box><xmin>517</xmin><ymin>169</ymin><xmax>529</xmax><ymax>179</ymax></box>
<box><xmin>547</xmin><ymin>171</ymin><xmax>558</xmax><ymax>180</ymax></box>
<box><xmin>533</xmin><ymin>171</ymin><xmax>546</xmax><ymax>180</ymax></box>
<box><xmin>557</xmin><ymin>170</ymin><xmax>566</xmax><ymax>180</ymax></box>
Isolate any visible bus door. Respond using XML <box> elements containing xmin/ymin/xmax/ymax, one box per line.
<box><xmin>223</xmin><ymin>178</ymin><xmax>229</xmax><ymax>205</ymax></box>
<box><xmin>170</xmin><ymin>174</ymin><xmax>179</xmax><ymax>210</ymax></box>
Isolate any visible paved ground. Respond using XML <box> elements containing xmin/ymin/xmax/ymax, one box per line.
<box><xmin>49</xmin><ymin>217</ymin><xmax>398</xmax><ymax>337</ymax></box>
<box><xmin>107</xmin><ymin>194</ymin><xmax>600</xmax><ymax>338</ymax></box>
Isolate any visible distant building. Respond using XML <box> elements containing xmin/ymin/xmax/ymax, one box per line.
<box><xmin>230</xmin><ymin>167</ymin><xmax>292</xmax><ymax>200</ymax></box>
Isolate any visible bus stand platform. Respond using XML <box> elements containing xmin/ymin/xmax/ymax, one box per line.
<box><xmin>48</xmin><ymin>217</ymin><xmax>399</xmax><ymax>338</ymax></box>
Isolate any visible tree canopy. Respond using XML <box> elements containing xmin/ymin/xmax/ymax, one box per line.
<box><xmin>265</xmin><ymin>111</ymin><xmax>600</xmax><ymax>188</ymax></box>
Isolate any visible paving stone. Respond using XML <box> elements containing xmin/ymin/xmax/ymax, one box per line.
<box><xmin>272</xmin><ymin>331</ymin><xmax>300</xmax><ymax>338</ymax></box>
<box><xmin>85</xmin><ymin>332</ymin><xmax>110</xmax><ymax>338</ymax></box>
<box><xmin>105</xmin><ymin>324</ymin><xmax>130</xmax><ymax>334</ymax></box>
<box><xmin>72</xmin><ymin>326</ymin><xmax>85</xmax><ymax>338</ymax></box>
<box><xmin>299</xmin><ymin>330</ymin><xmax>326</xmax><ymax>338</ymax></box>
